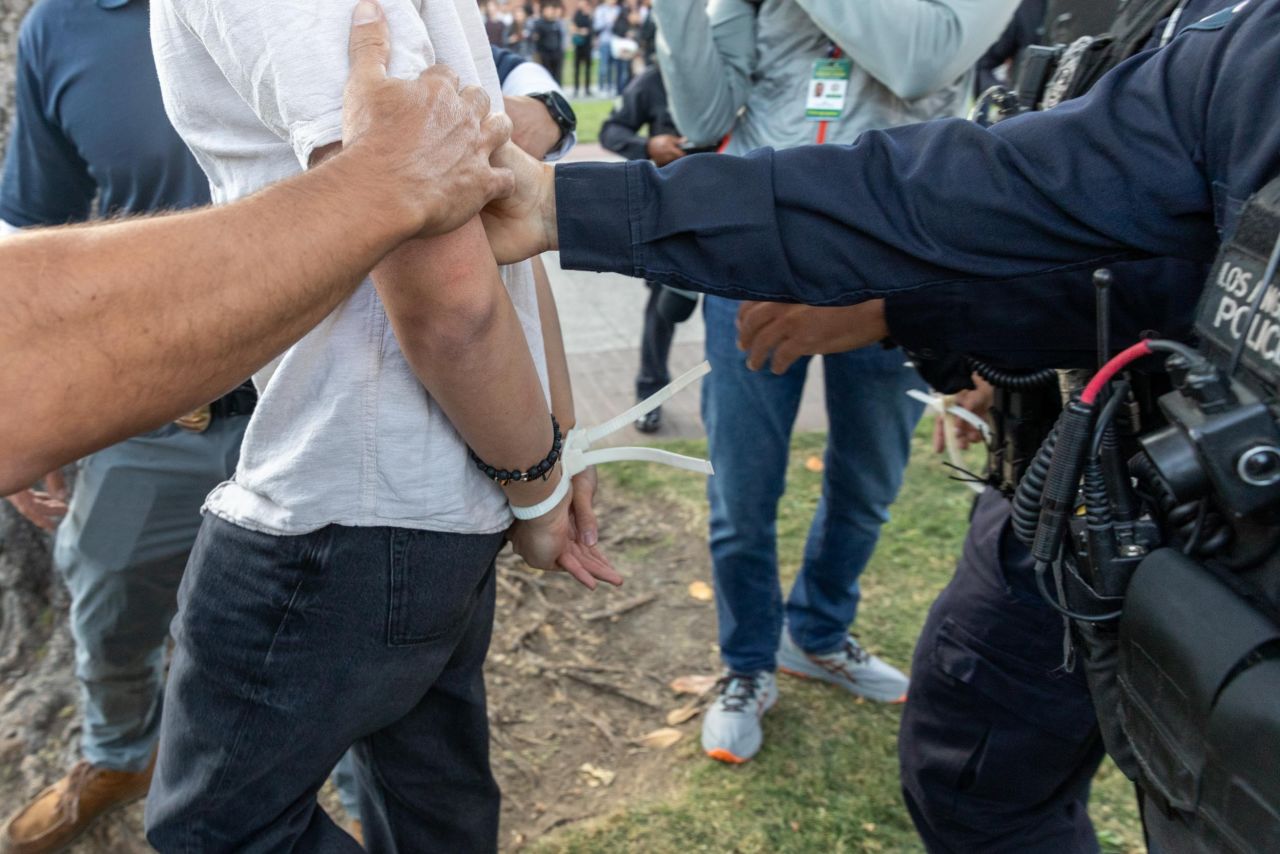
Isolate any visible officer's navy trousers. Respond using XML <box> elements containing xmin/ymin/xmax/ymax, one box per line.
<box><xmin>899</xmin><ymin>488</ymin><xmax>1107</xmax><ymax>853</ymax></box>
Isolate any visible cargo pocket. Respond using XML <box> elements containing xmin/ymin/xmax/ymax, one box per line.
<box><xmin>929</xmin><ymin>617</ymin><xmax>1101</xmax><ymax>813</ymax></box>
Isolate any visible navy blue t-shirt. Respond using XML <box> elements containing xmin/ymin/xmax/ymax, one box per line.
<box><xmin>0</xmin><ymin>0</ymin><xmax>209</xmax><ymax>228</ymax></box>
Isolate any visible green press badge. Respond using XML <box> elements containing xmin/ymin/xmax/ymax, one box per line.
<box><xmin>806</xmin><ymin>58</ymin><xmax>852</xmax><ymax>120</ymax></box>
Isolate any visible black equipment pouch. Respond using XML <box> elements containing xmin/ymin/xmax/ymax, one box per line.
<box><xmin>1116</xmin><ymin>549</ymin><xmax>1280</xmax><ymax>851</ymax></box>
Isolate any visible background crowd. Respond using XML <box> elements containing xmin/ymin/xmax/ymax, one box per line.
<box><xmin>483</xmin><ymin>0</ymin><xmax>656</xmax><ymax>95</ymax></box>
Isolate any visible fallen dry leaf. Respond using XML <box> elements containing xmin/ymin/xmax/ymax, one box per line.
<box><xmin>688</xmin><ymin>581</ymin><xmax>713</xmax><ymax>601</ymax></box>
<box><xmin>669</xmin><ymin>674</ymin><xmax>718</xmax><ymax>696</ymax></box>
<box><xmin>862</xmin><ymin>822</ymin><xmax>877</xmax><ymax>833</ymax></box>
<box><xmin>666</xmin><ymin>704</ymin><xmax>702</xmax><ymax>726</ymax></box>
<box><xmin>805</xmin><ymin>455</ymin><xmax>824</xmax><ymax>473</ymax></box>
<box><xmin>578</xmin><ymin>763</ymin><xmax>616</xmax><ymax>787</ymax></box>
<box><xmin>638</xmin><ymin>727</ymin><xmax>684</xmax><ymax>749</ymax></box>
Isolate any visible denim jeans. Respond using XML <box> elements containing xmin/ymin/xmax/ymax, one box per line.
<box><xmin>597</xmin><ymin>39</ymin><xmax>614</xmax><ymax>91</ymax></box>
<box><xmin>53</xmin><ymin>418</ymin><xmax>247</xmax><ymax>773</ymax></box>
<box><xmin>701</xmin><ymin>295</ymin><xmax>925</xmax><ymax>673</ymax></box>
<box><xmin>145</xmin><ymin>516</ymin><xmax>506</xmax><ymax>853</ymax></box>
<box><xmin>899</xmin><ymin>489</ymin><xmax>1104</xmax><ymax>853</ymax></box>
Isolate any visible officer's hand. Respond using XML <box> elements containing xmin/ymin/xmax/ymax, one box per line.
<box><xmin>341</xmin><ymin>0</ymin><xmax>514</xmax><ymax>238</ymax></box>
<box><xmin>4</xmin><ymin>469</ymin><xmax>68</xmax><ymax>532</ymax></box>
<box><xmin>736</xmin><ymin>300</ymin><xmax>889</xmax><ymax>374</ymax></box>
<box><xmin>482</xmin><ymin>142</ymin><xmax>558</xmax><ymax>264</ymax></box>
<box><xmin>932</xmin><ymin>375</ymin><xmax>994</xmax><ymax>453</ymax></box>
<box><xmin>505</xmin><ymin>95</ymin><xmax>563</xmax><ymax>160</ymax></box>
<box><xmin>646</xmin><ymin>134</ymin><xmax>687</xmax><ymax>167</ymax></box>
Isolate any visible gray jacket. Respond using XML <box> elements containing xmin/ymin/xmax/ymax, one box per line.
<box><xmin>652</xmin><ymin>0</ymin><xmax>1020</xmax><ymax>154</ymax></box>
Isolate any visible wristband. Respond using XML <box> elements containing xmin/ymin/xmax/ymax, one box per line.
<box><xmin>509</xmin><ymin>466</ymin><xmax>571</xmax><ymax>520</ymax></box>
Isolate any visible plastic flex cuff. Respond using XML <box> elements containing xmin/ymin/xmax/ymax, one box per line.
<box><xmin>907</xmin><ymin>388</ymin><xmax>993</xmax><ymax>495</ymax></box>
<box><xmin>508</xmin><ymin>362</ymin><xmax>716</xmax><ymax>520</ymax></box>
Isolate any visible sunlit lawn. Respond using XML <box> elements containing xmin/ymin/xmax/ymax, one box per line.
<box><xmin>534</xmin><ymin>427</ymin><xmax>1145</xmax><ymax>853</ymax></box>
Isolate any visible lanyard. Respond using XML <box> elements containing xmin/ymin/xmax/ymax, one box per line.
<box><xmin>815</xmin><ymin>45</ymin><xmax>843</xmax><ymax>145</ymax></box>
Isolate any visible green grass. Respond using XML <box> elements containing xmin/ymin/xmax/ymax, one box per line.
<box><xmin>569</xmin><ymin>97</ymin><xmax>615</xmax><ymax>146</ymax></box>
<box><xmin>534</xmin><ymin>427</ymin><xmax>1146</xmax><ymax>853</ymax></box>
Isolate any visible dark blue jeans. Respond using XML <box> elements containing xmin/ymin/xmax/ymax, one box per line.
<box><xmin>898</xmin><ymin>488</ymin><xmax>1105</xmax><ymax>853</ymax></box>
<box><xmin>145</xmin><ymin>515</ymin><xmax>506</xmax><ymax>853</ymax></box>
<box><xmin>701</xmin><ymin>295</ymin><xmax>925</xmax><ymax>673</ymax></box>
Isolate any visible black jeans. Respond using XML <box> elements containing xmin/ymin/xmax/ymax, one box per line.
<box><xmin>145</xmin><ymin>515</ymin><xmax>506</xmax><ymax>853</ymax></box>
<box><xmin>537</xmin><ymin>50</ymin><xmax>563</xmax><ymax>85</ymax></box>
<box><xmin>636</xmin><ymin>280</ymin><xmax>676</xmax><ymax>399</ymax></box>
<box><xmin>898</xmin><ymin>489</ymin><xmax>1106</xmax><ymax>853</ymax></box>
<box><xmin>573</xmin><ymin>44</ymin><xmax>593</xmax><ymax>93</ymax></box>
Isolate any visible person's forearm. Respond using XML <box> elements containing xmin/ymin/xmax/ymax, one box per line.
<box><xmin>651</xmin><ymin>0</ymin><xmax>753</xmax><ymax>145</ymax></box>
<box><xmin>531</xmin><ymin>255</ymin><xmax>574</xmax><ymax>428</ymax></box>
<box><xmin>0</xmin><ymin>153</ymin><xmax>410</xmax><ymax>494</ymax></box>
<box><xmin>598</xmin><ymin>120</ymin><xmax>650</xmax><ymax>161</ymax></box>
<box><xmin>372</xmin><ymin>219</ymin><xmax>559</xmax><ymax>506</ymax></box>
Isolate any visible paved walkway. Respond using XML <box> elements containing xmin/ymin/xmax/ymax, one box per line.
<box><xmin>546</xmin><ymin>145</ymin><xmax>829</xmax><ymax>445</ymax></box>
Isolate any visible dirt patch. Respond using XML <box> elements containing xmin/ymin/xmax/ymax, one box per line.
<box><xmin>0</xmin><ymin>491</ymin><xmax>717</xmax><ymax>851</ymax></box>
<box><xmin>489</xmin><ymin>491</ymin><xmax>718</xmax><ymax>850</ymax></box>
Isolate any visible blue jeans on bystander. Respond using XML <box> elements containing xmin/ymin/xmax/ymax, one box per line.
<box><xmin>700</xmin><ymin>295</ymin><xmax>926</xmax><ymax>674</ymax></box>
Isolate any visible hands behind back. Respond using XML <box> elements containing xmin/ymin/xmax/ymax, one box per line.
<box><xmin>508</xmin><ymin>467</ymin><xmax>620</xmax><ymax>590</ymax></box>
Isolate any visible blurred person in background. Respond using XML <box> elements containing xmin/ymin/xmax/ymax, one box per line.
<box><xmin>593</xmin><ymin>0</ymin><xmax>621</xmax><ymax>94</ymax></box>
<box><xmin>610</xmin><ymin>2</ymin><xmax>641</xmax><ymax>94</ymax></box>
<box><xmin>530</xmin><ymin>1</ymin><xmax>566</xmax><ymax>84</ymax></box>
<box><xmin>571</xmin><ymin>0</ymin><xmax>595</xmax><ymax>96</ymax></box>
<box><xmin>484</xmin><ymin>0</ymin><xmax>508</xmax><ymax>46</ymax></box>
<box><xmin>651</xmin><ymin>0</ymin><xmax>1019</xmax><ymax>765</ymax></box>
<box><xmin>599</xmin><ymin>64</ymin><xmax>699</xmax><ymax>433</ymax></box>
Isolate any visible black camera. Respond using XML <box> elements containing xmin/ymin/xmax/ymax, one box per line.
<box><xmin>1013</xmin><ymin>178</ymin><xmax>1280</xmax><ymax>852</ymax></box>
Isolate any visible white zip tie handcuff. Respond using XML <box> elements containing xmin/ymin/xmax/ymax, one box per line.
<box><xmin>510</xmin><ymin>362</ymin><xmax>716</xmax><ymax>520</ymax></box>
<box><xmin>906</xmin><ymin>388</ymin><xmax>993</xmax><ymax>496</ymax></box>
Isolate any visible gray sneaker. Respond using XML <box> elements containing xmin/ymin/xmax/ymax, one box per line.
<box><xmin>777</xmin><ymin>631</ymin><xmax>909</xmax><ymax>703</ymax></box>
<box><xmin>701</xmin><ymin>670</ymin><xmax>779</xmax><ymax>764</ymax></box>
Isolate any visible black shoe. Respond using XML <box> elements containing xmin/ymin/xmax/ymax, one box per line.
<box><xmin>634</xmin><ymin>406</ymin><xmax>662</xmax><ymax>434</ymax></box>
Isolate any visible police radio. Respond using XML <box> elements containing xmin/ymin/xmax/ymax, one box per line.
<box><xmin>971</xmin><ymin>0</ymin><xmax>1187</xmax><ymax>126</ymax></box>
<box><xmin>1012</xmin><ymin>176</ymin><xmax>1280</xmax><ymax>852</ymax></box>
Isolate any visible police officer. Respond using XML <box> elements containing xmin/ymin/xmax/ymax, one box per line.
<box><xmin>482</xmin><ymin>3</ymin><xmax>1276</xmax><ymax>846</ymax></box>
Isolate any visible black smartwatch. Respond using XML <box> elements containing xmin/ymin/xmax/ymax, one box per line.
<box><xmin>528</xmin><ymin>91</ymin><xmax>577</xmax><ymax>153</ymax></box>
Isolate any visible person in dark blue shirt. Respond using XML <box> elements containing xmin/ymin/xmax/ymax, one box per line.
<box><xmin>481</xmin><ymin>3</ymin><xmax>1271</xmax><ymax>850</ymax></box>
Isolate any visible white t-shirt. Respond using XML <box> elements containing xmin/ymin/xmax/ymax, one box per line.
<box><xmin>151</xmin><ymin>0</ymin><xmax>548</xmax><ymax>536</ymax></box>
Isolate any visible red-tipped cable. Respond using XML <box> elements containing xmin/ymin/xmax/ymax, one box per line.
<box><xmin>1082</xmin><ymin>340</ymin><xmax>1154</xmax><ymax>405</ymax></box>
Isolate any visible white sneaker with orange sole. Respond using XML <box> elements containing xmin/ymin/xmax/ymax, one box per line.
<box><xmin>777</xmin><ymin>631</ymin><xmax>909</xmax><ymax>704</ymax></box>
<box><xmin>700</xmin><ymin>671</ymin><xmax>778</xmax><ymax>764</ymax></box>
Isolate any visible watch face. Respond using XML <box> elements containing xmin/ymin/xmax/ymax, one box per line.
<box><xmin>546</xmin><ymin>91</ymin><xmax>577</xmax><ymax>131</ymax></box>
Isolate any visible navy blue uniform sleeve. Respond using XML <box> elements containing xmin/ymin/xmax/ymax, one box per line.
<box><xmin>884</xmin><ymin>258</ymin><xmax>1204</xmax><ymax>369</ymax></box>
<box><xmin>599</xmin><ymin>77</ymin><xmax>653</xmax><ymax>162</ymax></box>
<box><xmin>0</xmin><ymin>25</ymin><xmax>96</xmax><ymax>227</ymax></box>
<box><xmin>556</xmin><ymin>18</ymin><xmax>1219</xmax><ymax>307</ymax></box>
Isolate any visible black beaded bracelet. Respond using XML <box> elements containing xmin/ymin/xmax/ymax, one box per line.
<box><xmin>468</xmin><ymin>415</ymin><xmax>563</xmax><ymax>485</ymax></box>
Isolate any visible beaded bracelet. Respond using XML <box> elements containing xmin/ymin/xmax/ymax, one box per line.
<box><xmin>468</xmin><ymin>415</ymin><xmax>563</xmax><ymax>485</ymax></box>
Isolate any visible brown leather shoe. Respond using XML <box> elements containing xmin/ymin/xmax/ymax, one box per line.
<box><xmin>0</xmin><ymin>758</ymin><xmax>154</xmax><ymax>854</ymax></box>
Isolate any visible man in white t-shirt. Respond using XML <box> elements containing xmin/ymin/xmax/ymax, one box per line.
<box><xmin>144</xmin><ymin>1</ymin><xmax>615</xmax><ymax>849</ymax></box>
